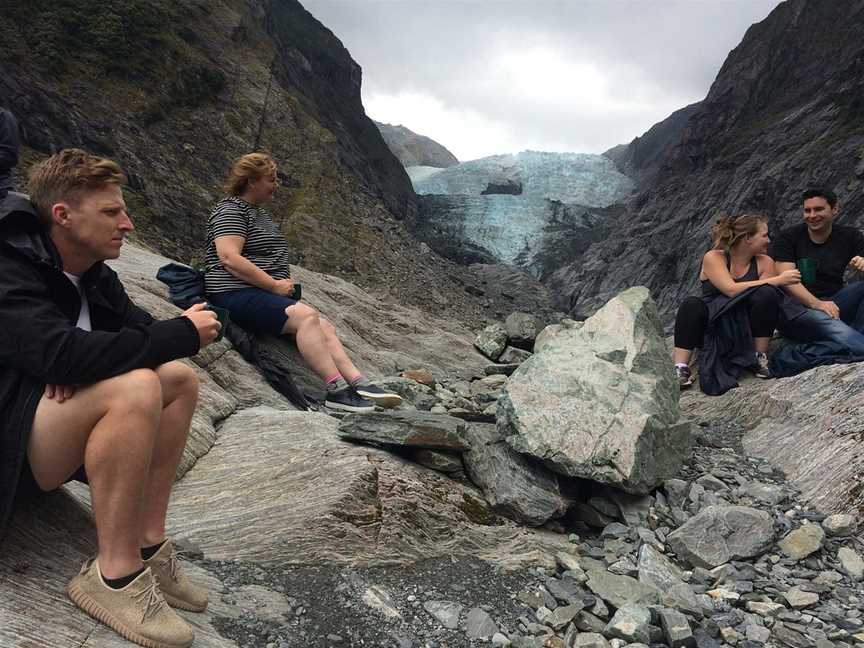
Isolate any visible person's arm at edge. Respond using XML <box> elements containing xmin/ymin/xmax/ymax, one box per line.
<box><xmin>849</xmin><ymin>228</ymin><xmax>864</xmax><ymax>272</ymax></box>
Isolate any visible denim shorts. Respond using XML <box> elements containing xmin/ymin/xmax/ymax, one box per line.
<box><xmin>208</xmin><ymin>287</ymin><xmax>298</xmax><ymax>335</ymax></box>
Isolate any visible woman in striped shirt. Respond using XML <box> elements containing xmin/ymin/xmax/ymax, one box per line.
<box><xmin>204</xmin><ymin>153</ymin><xmax>401</xmax><ymax>412</ymax></box>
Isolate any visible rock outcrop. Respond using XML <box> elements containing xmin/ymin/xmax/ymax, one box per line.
<box><xmin>603</xmin><ymin>102</ymin><xmax>701</xmax><ymax>189</ymax></box>
<box><xmin>374</xmin><ymin>121</ymin><xmax>459</xmax><ymax>168</ymax></box>
<box><xmin>499</xmin><ymin>287</ymin><xmax>692</xmax><ymax>494</ymax></box>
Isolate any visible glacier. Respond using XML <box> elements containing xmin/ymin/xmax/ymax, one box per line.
<box><xmin>406</xmin><ymin>151</ymin><xmax>633</xmax><ymax>268</ymax></box>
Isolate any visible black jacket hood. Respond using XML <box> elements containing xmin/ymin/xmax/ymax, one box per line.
<box><xmin>0</xmin><ymin>191</ymin><xmax>60</xmax><ymax>269</ymax></box>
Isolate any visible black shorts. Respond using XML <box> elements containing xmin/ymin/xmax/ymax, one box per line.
<box><xmin>15</xmin><ymin>457</ymin><xmax>88</xmax><ymax>502</ymax></box>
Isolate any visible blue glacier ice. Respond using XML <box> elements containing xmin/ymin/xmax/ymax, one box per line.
<box><xmin>407</xmin><ymin>151</ymin><xmax>633</xmax><ymax>265</ymax></box>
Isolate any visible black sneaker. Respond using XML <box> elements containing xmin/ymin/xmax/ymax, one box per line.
<box><xmin>353</xmin><ymin>383</ymin><xmax>403</xmax><ymax>409</ymax></box>
<box><xmin>325</xmin><ymin>386</ymin><xmax>375</xmax><ymax>413</ymax></box>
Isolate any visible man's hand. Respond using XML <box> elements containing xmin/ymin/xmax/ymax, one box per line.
<box><xmin>182</xmin><ymin>303</ymin><xmax>221</xmax><ymax>346</ymax></box>
<box><xmin>45</xmin><ymin>383</ymin><xmax>75</xmax><ymax>403</ymax></box>
<box><xmin>271</xmin><ymin>278</ymin><xmax>295</xmax><ymax>296</ymax></box>
<box><xmin>814</xmin><ymin>300</ymin><xmax>840</xmax><ymax>319</ymax></box>
<box><xmin>850</xmin><ymin>256</ymin><xmax>864</xmax><ymax>272</ymax></box>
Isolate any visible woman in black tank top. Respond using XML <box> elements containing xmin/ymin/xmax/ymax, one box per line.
<box><xmin>672</xmin><ymin>214</ymin><xmax>801</xmax><ymax>392</ymax></box>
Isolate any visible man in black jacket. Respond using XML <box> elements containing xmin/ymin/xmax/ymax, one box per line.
<box><xmin>0</xmin><ymin>107</ymin><xmax>20</xmax><ymax>199</ymax></box>
<box><xmin>0</xmin><ymin>149</ymin><xmax>220</xmax><ymax>648</ymax></box>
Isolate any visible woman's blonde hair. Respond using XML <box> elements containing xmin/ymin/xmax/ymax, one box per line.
<box><xmin>222</xmin><ymin>152</ymin><xmax>276</xmax><ymax>196</ymax></box>
<box><xmin>711</xmin><ymin>213</ymin><xmax>767</xmax><ymax>251</ymax></box>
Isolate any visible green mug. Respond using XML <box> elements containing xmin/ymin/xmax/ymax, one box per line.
<box><xmin>290</xmin><ymin>283</ymin><xmax>302</xmax><ymax>301</ymax></box>
<box><xmin>204</xmin><ymin>304</ymin><xmax>230</xmax><ymax>342</ymax></box>
<box><xmin>796</xmin><ymin>258</ymin><xmax>818</xmax><ymax>286</ymax></box>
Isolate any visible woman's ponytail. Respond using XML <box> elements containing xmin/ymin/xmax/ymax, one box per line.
<box><xmin>711</xmin><ymin>213</ymin><xmax>766</xmax><ymax>251</ymax></box>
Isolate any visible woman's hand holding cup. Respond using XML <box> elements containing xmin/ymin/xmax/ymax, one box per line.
<box><xmin>772</xmin><ymin>268</ymin><xmax>801</xmax><ymax>286</ymax></box>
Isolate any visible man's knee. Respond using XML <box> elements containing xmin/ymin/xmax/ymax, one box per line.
<box><xmin>109</xmin><ymin>369</ymin><xmax>162</xmax><ymax>412</ymax></box>
<box><xmin>156</xmin><ymin>361</ymin><xmax>198</xmax><ymax>398</ymax></box>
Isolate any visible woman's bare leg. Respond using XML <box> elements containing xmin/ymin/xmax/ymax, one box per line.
<box><xmin>282</xmin><ymin>303</ymin><xmax>340</xmax><ymax>379</ymax></box>
<box><xmin>319</xmin><ymin>317</ymin><xmax>361</xmax><ymax>383</ymax></box>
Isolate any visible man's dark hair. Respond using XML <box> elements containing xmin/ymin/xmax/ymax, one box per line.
<box><xmin>802</xmin><ymin>187</ymin><xmax>838</xmax><ymax>208</ymax></box>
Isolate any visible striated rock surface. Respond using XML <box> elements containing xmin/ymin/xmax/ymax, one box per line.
<box><xmin>681</xmin><ymin>362</ymin><xmax>864</xmax><ymax>514</ymax></box>
<box><xmin>499</xmin><ymin>288</ymin><xmax>692</xmax><ymax>493</ymax></box>
<box><xmin>0</xmin><ymin>242</ymin><xmax>571</xmax><ymax>647</ymax></box>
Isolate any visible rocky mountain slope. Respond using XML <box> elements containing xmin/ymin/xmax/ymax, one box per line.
<box><xmin>375</xmin><ymin>121</ymin><xmax>459</xmax><ymax>168</ymax></box>
<box><xmin>0</xmin><ymin>0</ymin><xmax>537</xmax><ymax>327</ymax></box>
<box><xmin>551</xmin><ymin>0</ymin><xmax>864</xmax><ymax>320</ymax></box>
<box><xmin>603</xmin><ymin>102</ymin><xmax>701</xmax><ymax>189</ymax></box>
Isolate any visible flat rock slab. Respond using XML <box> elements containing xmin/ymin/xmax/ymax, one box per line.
<box><xmin>338</xmin><ymin>411</ymin><xmax>470</xmax><ymax>451</ymax></box>
<box><xmin>167</xmin><ymin>407</ymin><xmax>564</xmax><ymax>566</ymax></box>
<box><xmin>582</xmin><ymin>557</ymin><xmax>660</xmax><ymax>609</ymax></box>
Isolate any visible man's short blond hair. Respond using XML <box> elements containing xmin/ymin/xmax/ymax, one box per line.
<box><xmin>28</xmin><ymin>148</ymin><xmax>126</xmax><ymax>228</ymax></box>
<box><xmin>222</xmin><ymin>152</ymin><xmax>276</xmax><ymax>197</ymax></box>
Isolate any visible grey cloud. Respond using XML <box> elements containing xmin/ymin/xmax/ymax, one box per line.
<box><xmin>303</xmin><ymin>0</ymin><xmax>781</xmax><ymax>156</ymax></box>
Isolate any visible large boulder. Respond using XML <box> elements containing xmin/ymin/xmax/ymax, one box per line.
<box><xmin>499</xmin><ymin>287</ymin><xmax>692</xmax><ymax>494</ymax></box>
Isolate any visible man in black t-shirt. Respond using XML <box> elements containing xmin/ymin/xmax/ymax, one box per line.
<box><xmin>769</xmin><ymin>187</ymin><xmax>864</xmax><ymax>376</ymax></box>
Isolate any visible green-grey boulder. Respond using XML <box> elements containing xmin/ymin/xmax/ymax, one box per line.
<box><xmin>499</xmin><ymin>287</ymin><xmax>691</xmax><ymax>494</ymax></box>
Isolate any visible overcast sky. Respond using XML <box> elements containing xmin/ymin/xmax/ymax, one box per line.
<box><xmin>303</xmin><ymin>0</ymin><xmax>782</xmax><ymax>162</ymax></box>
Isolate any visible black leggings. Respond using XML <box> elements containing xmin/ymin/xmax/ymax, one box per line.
<box><xmin>673</xmin><ymin>286</ymin><xmax>780</xmax><ymax>350</ymax></box>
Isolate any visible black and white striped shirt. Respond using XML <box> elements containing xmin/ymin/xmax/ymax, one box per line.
<box><xmin>203</xmin><ymin>196</ymin><xmax>291</xmax><ymax>294</ymax></box>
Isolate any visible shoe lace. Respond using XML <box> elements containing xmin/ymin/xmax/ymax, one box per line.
<box><xmin>132</xmin><ymin>576</ymin><xmax>166</xmax><ymax>622</ymax></box>
<box><xmin>164</xmin><ymin>546</ymin><xmax>180</xmax><ymax>581</ymax></box>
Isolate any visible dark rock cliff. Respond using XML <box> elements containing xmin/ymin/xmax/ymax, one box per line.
<box><xmin>603</xmin><ymin>102</ymin><xmax>701</xmax><ymax>189</ymax></box>
<box><xmin>0</xmin><ymin>0</ymin><xmax>526</xmax><ymax>326</ymax></box>
<box><xmin>375</xmin><ymin>121</ymin><xmax>460</xmax><ymax>168</ymax></box>
<box><xmin>553</xmin><ymin>0</ymin><xmax>864</xmax><ymax>322</ymax></box>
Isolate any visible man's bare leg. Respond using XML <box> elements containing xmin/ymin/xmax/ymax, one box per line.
<box><xmin>139</xmin><ymin>362</ymin><xmax>198</xmax><ymax>548</ymax></box>
<box><xmin>27</xmin><ymin>369</ymin><xmax>162</xmax><ymax>579</ymax></box>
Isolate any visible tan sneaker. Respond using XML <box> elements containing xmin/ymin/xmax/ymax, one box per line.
<box><xmin>66</xmin><ymin>559</ymin><xmax>193</xmax><ymax>648</ymax></box>
<box><xmin>143</xmin><ymin>539</ymin><xmax>209</xmax><ymax>612</ymax></box>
